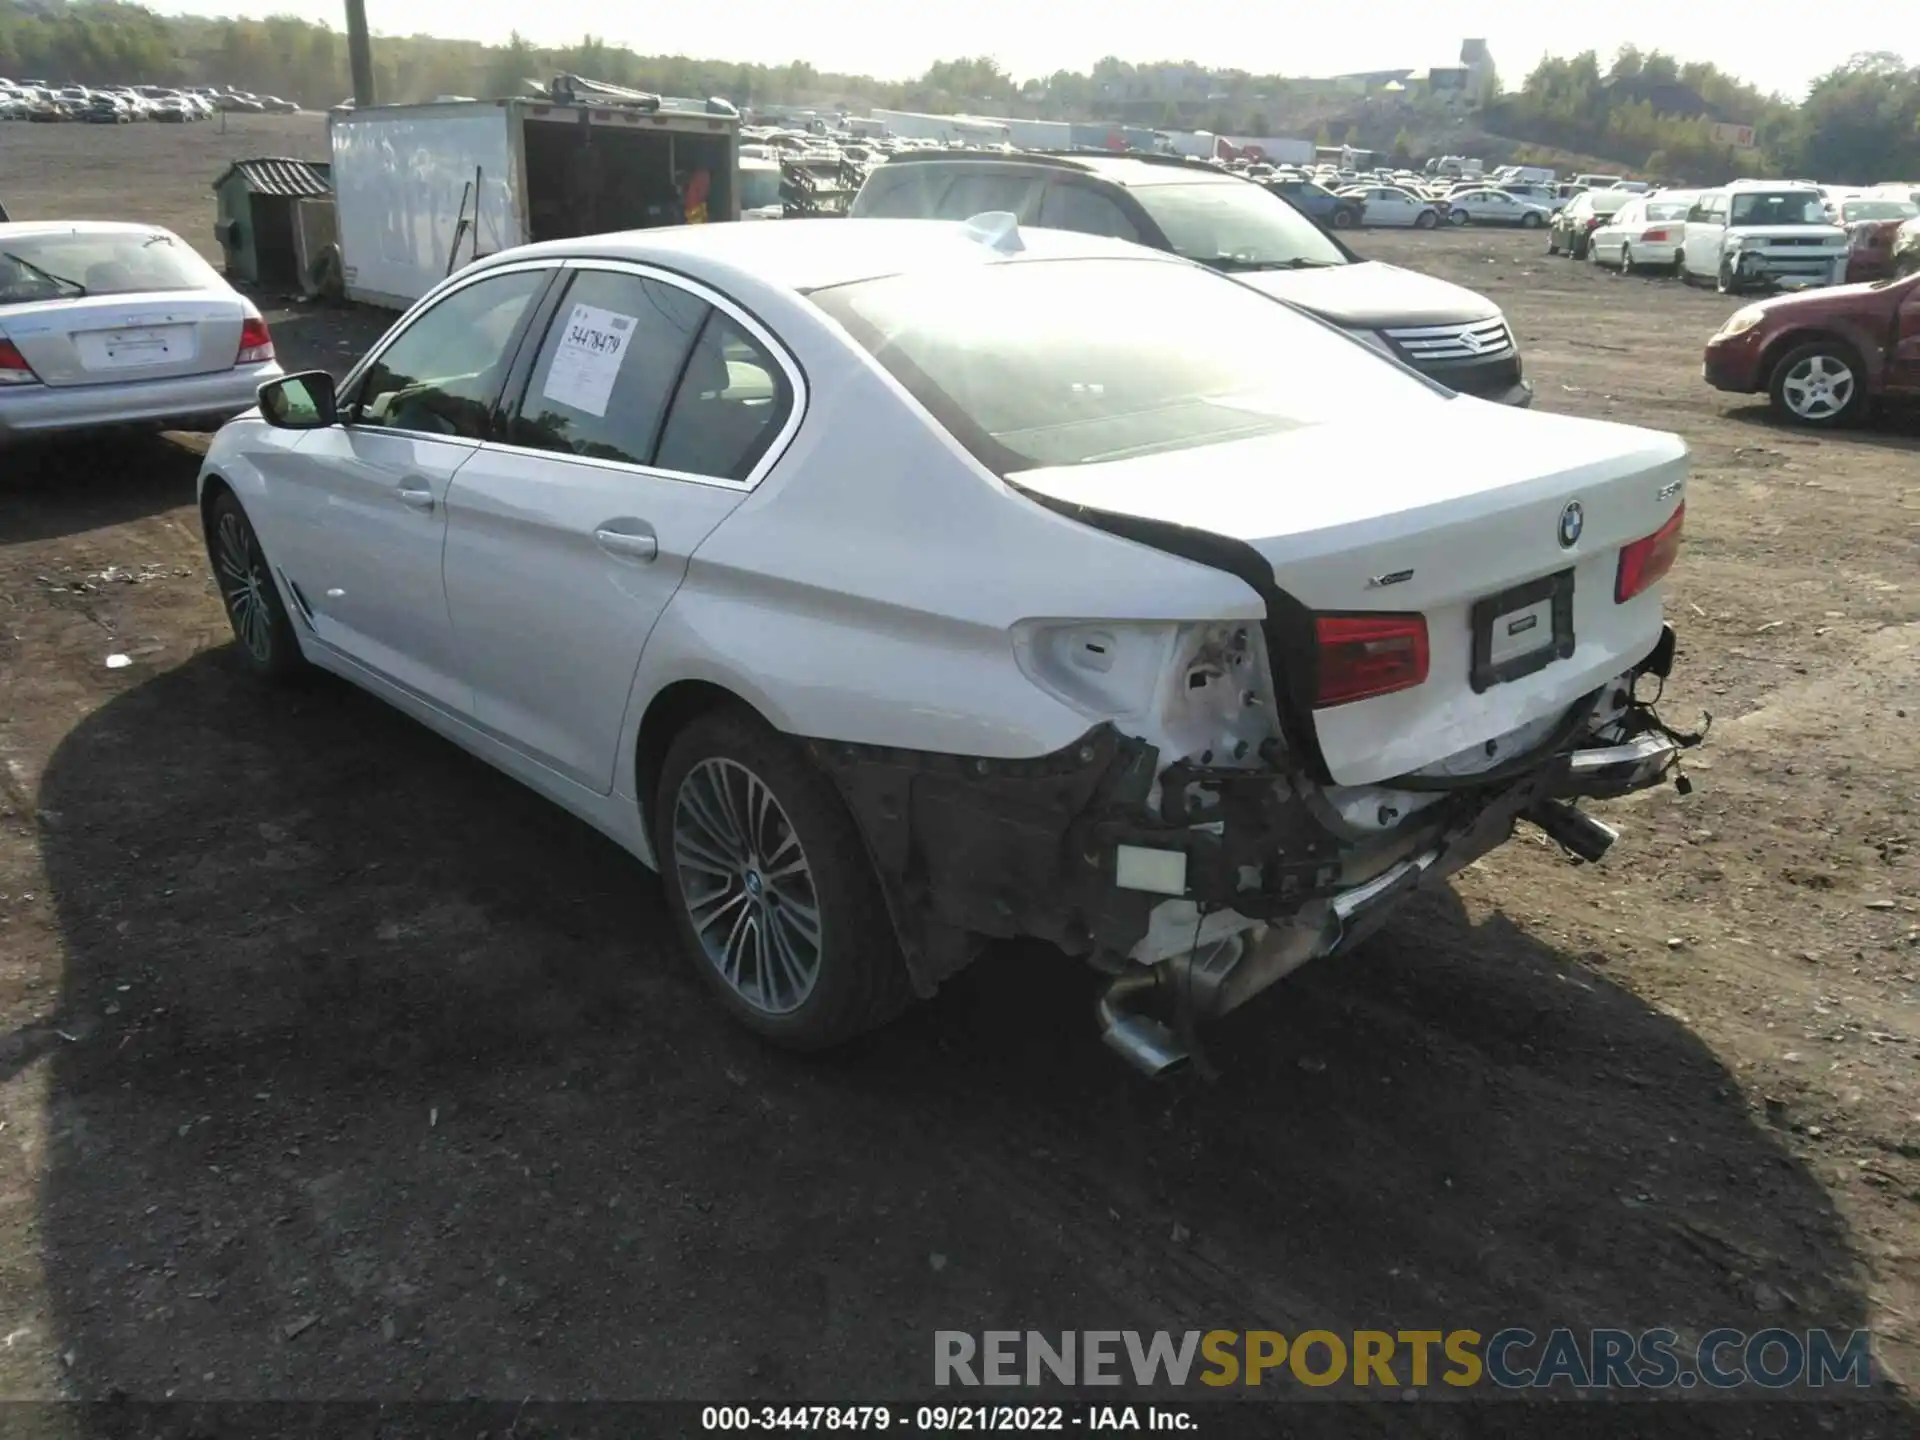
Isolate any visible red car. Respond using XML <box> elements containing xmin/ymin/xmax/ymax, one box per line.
<box><xmin>1845</xmin><ymin>218</ymin><xmax>1909</xmax><ymax>283</ymax></box>
<box><xmin>1703</xmin><ymin>270</ymin><xmax>1920</xmax><ymax>427</ymax></box>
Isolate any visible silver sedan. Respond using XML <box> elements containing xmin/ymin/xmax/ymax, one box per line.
<box><xmin>0</xmin><ymin>221</ymin><xmax>282</xmax><ymax>444</ymax></box>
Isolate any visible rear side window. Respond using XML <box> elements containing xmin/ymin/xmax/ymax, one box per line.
<box><xmin>653</xmin><ymin>311</ymin><xmax>793</xmax><ymax>481</ymax></box>
<box><xmin>1036</xmin><ymin>183</ymin><xmax>1142</xmax><ymax>242</ymax></box>
<box><xmin>510</xmin><ymin>270</ymin><xmax>708</xmax><ymax>465</ymax></box>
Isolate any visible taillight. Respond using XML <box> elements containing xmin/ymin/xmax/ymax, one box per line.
<box><xmin>1314</xmin><ymin>613</ymin><xmax>1430</xmax><ymax>708</ymax></box>
<box><xmin>1615</xmin><ymin>503</ymin><xmax>1685</xmax><ymax>603</ymax></box>
<box><xmin>236</xmin><ymin>316</ymin><xmax>274</xmax><ymax>365</ymax></box>
<box><xmin>0</xmin><ymin>338</ymin><xmax>40</xmax><ymax>386</ymax></box>
<box><xmin>1642</xmin><ymin>227</ymin><xmax>1673</xmax><ymax>242</ymax></box>
<box><xmin>1584</xmin><ymin>216</ymin><xmax>1603</xmax><ymax>229</ymax></box>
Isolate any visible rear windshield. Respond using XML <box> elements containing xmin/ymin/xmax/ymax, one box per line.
<box><xmin>1843</xmin><ymin>199</ymin><xmax>1918</xmax><ymax>222</ymax></box>
<box><xmin>809</xmin><ymin>257</ymin><xmax>1440</xmax><ymax>474</ymax></box>
<box><xmin>1127</xmin><ymin>180</ymin><xmax>1348</xmax><ymax>271</ymax></box>
<box><xmin>1646</xmin><ymin>199</ymin><xmax>1692</xmax><ymax>221</ymax></box>
<box><xmin>0</xmin><ymin>229</ymin><xmax>221</xmax><ymax>305</ymax></box>
<box><xmin>1589</xmin><ymin>190</ymin><xmax>1633</xmax><ymax>214</ymax></box>
<box><xmin>1729</xmin><ymin>192</ymin><xmax>1826</xmax><ymax>225</ymax></box>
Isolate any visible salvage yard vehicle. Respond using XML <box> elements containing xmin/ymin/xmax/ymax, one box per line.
<box><xmin>195</xmin><ymin>217</ymin><xmax>1699</xmax><ymax>1073</ymax></box>
<box><xmin>853</xmin><ymin>151</ymin><xmax>1534</xmax><ymax>405</ymax></box>
<box><xmin>1586</xmin><ymin>192</ymin><xmax>1695</xmax><ymax>274</ymax></box>
<box><xmin>1898</xmin><ymin>217</ymin><xmax>1920</xmax><ymax>278</ymax></box>
<box><xmin>1265</xmin><ymin>177</ymin><xmax>1364</xmax><ymax>230</ymax></box>
<box><xmin>1445</xmin><ymin>188</ymin><xmax>1551</xmax><ymax>228</ymax></box>
<box><xmin>1681</xmin><ymin>183</ymin><xmax>1849</xmax><ymax>295</ymax></box>
<box><xmin>1703</xmin><ymin>269</ymin><xmax>1920</xmax><ymax>427</ymax></box>
<box><xmin>1548</xmin><ymin>187</ymin><xmax>1633</xmax><ymax>260</ymax></box>
<box><xmin>1338</xmin><ymin>185</ymin><xmax>1439</xmax><ymax>229</ymax></box>
<box><xmin>0</xmin><ymin>221</ymin><xmax>281</xmax><ymax>444</ymax></box>
<box><xmin>1843</xmin><ymin>201</ymin><xmax>1919</xmax><ymax>284</ymax></box>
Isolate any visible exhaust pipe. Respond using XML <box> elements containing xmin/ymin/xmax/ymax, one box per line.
<box><xmin>1095</xmin><ymin>969</ymin><xmax>1189</xmax><ymax>1077</ymax></box>
<box><xmin>1527</xmin><ymin>798</ymin><xmax>1618</xmax><ymax>863</ymax></box>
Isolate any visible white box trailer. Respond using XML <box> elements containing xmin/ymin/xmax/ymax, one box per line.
<box><xmin>329</xmin><ymin>96</ymin><xmax>741</xmax><ymax>309</ymax></box>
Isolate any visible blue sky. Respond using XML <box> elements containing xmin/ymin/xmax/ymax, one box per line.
<box><xmin>154</xmin><ymin>1</ymin><xmax>1897</xmax><ymax>101</ymax></box>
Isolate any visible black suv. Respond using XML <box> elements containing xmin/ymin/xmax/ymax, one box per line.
<box><xmin>851</xmin><ymin>151</ymin><xmax>1532</xmax><ymax>406</ymax></box>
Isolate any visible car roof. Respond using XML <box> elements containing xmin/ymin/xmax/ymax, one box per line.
<box><xmin>0</xmin><ymin>220</ymin><xmax>184</xmax><ymax>240</ymax></box>
<box><xmin>483</xmin><ymin>218</ymin><xmax>1178</xmax><ymax>294</ymax></box>
<box><xmin>878</xmin><ymin>149</ymin><xmax>1237</xmax><ymax>189</ymax></box>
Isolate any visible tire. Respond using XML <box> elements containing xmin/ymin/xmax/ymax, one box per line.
<box><xmin>1546</xmin><ymin>229</ymin><xmax>1560</xmax><ymax>255</ymax></box>
<box><xmin>1447</xmin><ymin>208</ymin><xmax>1469</xmax><ymax>227</ymax></box>
<box><xmin>205</xmin><ymin>489</ymin><xmax>305</xmax><ymax>680</ymax></box>
<box><xmin>1521</xmin><ymin>211</ymin><xmax>1543</xmax><ymax>229</ymax></box>
<box><xmin>1414</xmin><ymin>209</ymin><xmax>1437</xmax><ymax>230</ymax></box>
<box><xmin>1716</xmin><ymin>257</ymin><xmax>1741</xmax><ymax>295</ymax></box>
<box><xmin>653</xmin><ymin>706</ymin><xmax>912</xmax><ymax>1051</ymax></box>
<box><xmin>1330</xmin><ymin>207</ymin><xmax>1356</xmax><ymax>229</ymax></box>
<box><xmin>1767</xmin><ymin>341</ymin><xmax>1866</xmax><ymax>429</ymax></box>
<box><xmin>1618</xmin><ymin>244</ymin><xmax>1637</xmax><ymax>276</ymax></box>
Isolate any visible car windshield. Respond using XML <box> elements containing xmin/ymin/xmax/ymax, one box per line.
<box><xmin>0</xmin><ymin>229</ymin><xmax>219</xmax><ymax>305</ymax></box>
<box><xmin>1729</xmin><ymin>192</ymin><xmax>1826</xmax><ymax>225</ymax></box>
<box><xmin>808</xmin><ymin>257</ymin><xmax>1439</xmax><ymax>474</ymax></box>
<box><xmin>1843</xmin><ymin>199</ymin><xmax>1918</xmax><ymax>222</ymax></box>
<box><xmin>739</xmin><ymin>168</ymin><xmax>783</xmax><ymax>210</ymax></box>
<box><xmin>1125</xmin><ymin>180</ymin><xmax>1347</xmax><ymax>270</ymax></box>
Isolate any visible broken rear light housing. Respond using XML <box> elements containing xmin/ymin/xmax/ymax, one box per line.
<box><xmin>236</xmin><ymin>316</ymin><xmax>275</xmax><ymax>366</ymax></box>
<box><xmin>1616</xmin><ymin>503</ymin><xmax>1685</xmax><ymax>603</ymax></box>
<box><xmin>0</xmin><ymin>338</ymin><xmax>40</xmax><ymax>386</ymax></box>
<box><xmin>1313</xmin><ymin>613</ymin><xmax>1430</xmax><ymax>708</ymax></box>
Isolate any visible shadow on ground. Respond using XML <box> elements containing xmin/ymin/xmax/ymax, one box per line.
<box><xmin>29</xmin><ymin>646</ymin><xmax>1912</xmax><ymax>1433</ymax></box>
<box><xmin>0</xmin><ymin>433</ymin><xmax>201</xmax><ymax>546</ymax></box>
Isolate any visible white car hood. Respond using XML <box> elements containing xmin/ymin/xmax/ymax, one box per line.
<box><xmin>1234</xmin><ymin>261</ymin><xmax>1499</xmax><ymax>328</ymax></box>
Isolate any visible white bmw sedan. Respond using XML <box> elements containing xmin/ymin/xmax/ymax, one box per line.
<box><xmin>0</xmin><ymin>222</ymin><xmax>280</xmax><ymax>443</ymax></box>
<box><xmin>198</xmin><ymin>217</ymin><xmax>1700</xmax><ymax>1072</ymax></box>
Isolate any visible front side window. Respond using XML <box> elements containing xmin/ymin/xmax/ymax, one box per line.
<box><xmin>809</xmin><ymin>256</ymin><xmax>1439</xmax><ymax>476</ymax></box>
<box><xmin>1126</xmin><ymin>180</ymin><xmax>1347</xmax><ymax>269</ymax></box>
<box><xmin>355</xmin><ymin>268</ymin><xmax>548</xmax><ymax>439</ymax></box>
<box><xmin>0</xmin><ymin>228</ymin><xmax>221</xmax><ymax>306</ymax></box>
<box><xmin>510</xmin><ymin>270</ymin><xmax>708</xmax><ymax>465</ymax></box>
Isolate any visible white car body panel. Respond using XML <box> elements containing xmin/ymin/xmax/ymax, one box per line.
<box><xmin>1588</xmin><ymin>198</ymin><xmax>1692</xmax><ymax>269</ymax></box>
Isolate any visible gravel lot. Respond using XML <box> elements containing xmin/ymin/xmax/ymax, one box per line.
<box><xmin>1</xmin><ymin>116</ymin><xmax>1918</xmax><ymax>1430</ymax></box>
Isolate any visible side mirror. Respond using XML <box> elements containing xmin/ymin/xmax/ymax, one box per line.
<box><xmin>257</xmin><ymin>370</ymin><xmax>337</xmax><ymax>429</ymax></box>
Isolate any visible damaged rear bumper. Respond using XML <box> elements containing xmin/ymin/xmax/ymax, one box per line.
<box><xmin>808</xmin><ymin>627</ymin><xmax>1701</xmax><ymax>1065</ymax></box>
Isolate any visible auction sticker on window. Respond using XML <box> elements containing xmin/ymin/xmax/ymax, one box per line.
<box><xmin>541</xmin><ymin>303</ymin><xmax>635</xmax><ymax>418</ymax></box>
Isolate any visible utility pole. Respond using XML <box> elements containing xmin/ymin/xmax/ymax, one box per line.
<box><xmin>344</xmin><ymin>0</ymin><xmax>376</xmax><ymax>108</ymax></box>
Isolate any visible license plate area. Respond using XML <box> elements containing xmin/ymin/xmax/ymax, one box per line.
<box><xmin>77</xmin><ymin>325</ymin><xmax>194</xmax><ymax>370</ymax></box>
<box><xmin>1470</xmin><ymin>569</ymin><xmax>1574</xmax><ymax>693</ymax></box>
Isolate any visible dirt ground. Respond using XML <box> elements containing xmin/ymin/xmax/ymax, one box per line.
<box><xmin>2</xmin><ymin>117</ymin><xmax>1919</xmax><ymax>1430</ymax></box>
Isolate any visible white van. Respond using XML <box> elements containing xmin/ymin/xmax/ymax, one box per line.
<box><xmin>1680</xmin><ymin>182</ymin><xmax>1849</xmax><ymax>294</ymax></box>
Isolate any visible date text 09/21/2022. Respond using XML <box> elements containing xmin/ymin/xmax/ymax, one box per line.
<box><xmin>701</xmin><ymin>1405</ymin><xmax>1192</xmax><ymax>1431</ymax></box>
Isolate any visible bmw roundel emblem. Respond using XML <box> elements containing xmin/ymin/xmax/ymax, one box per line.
<box><xmin>1558</xmin><ymin>501</ymin><xmax>1584</xmax><ymax>549</ymax></box>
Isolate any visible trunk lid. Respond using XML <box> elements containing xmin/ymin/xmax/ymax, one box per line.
<box><xmin>0</xmin><ymin>292</ymin><xmax>247</xmax><ymax>387</ymax></box>
<box><xmin>1013</xmin><ymin>405</ymin><xmax>1688</xmax><ymax>786</ymax></box>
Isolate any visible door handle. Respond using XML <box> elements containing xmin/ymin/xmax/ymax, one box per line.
<box><xmin>396</xmin><ymin>483</ymin><xmax>435</xmax><ymax>512</ymax></box>
<box><xmin>594</xmin><ymin>524</ymin><xmax>659</xmax><ymax>562</ymax></box>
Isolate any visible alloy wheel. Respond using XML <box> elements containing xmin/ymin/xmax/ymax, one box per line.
<box><xmin>1780</xmin><ymin>355</ymin><xmax>1856</xmax><ymax>421</ymax></box>
<box><xmin>671</xmin><ymin>756</ymin><xmax>822</xmax><ymax>1016</ymax></box>
<box><xmin>215</xmin><ymin>510</ymin><xmax>274</xmax><ymax>662</ymax></box>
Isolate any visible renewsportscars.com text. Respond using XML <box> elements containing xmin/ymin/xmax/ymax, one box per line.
<box><xmin>934</xmin><ymin>1328</ymin><xmax>1874</xmax><ymax>1392</ymax></box>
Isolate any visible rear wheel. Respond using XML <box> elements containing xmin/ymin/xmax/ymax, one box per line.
<box><xmin>1546</xmin><ymin>228</ymin><xmax>1560</xmax><ymax>255</ymax></box>
<box><xmin>1521</xmin><ymin>211</ymin><xmax>1543</xmax><ymax>229</ymax></box>
<box><xmin>1447</xmin><ymin>208</ymin><xmax>1469</xmax><ymax>227</ymax></box>
<box><xmin>1618</xmin><ymin>243</ymin><xmax>1637</xmax><ymax>276</ymax></box>
<box><xmin>1331</xmin><ymin>207</ymin><xmax>1356</xmax><ymax>229</ymax></box>
<box><xmin>205</xmin><ymin>490</ymin><xmax>304</xmax><ymax>680</ymax></box>
<box><xmin>1768</xmin><ymin>342</ymin><xmax>1865</xmax><ymax>428</ymax></box>
<box><xmin>654</xmin><ymin>706</ymin><xmax>912</xmax><ymax>1051</ymax></box>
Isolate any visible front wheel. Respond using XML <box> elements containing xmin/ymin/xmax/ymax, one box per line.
<box><xmin>1447</xmin><ymin>208</ymin><xmax>1469</xmax><ymax>227</ymax></box>
<box><xmin>1768</xmin><ymin>342</ymin><xmax>1865</xmax><ymax>428</ymax></box>
<box><xmin>1716</xmin><ymin>257</ymin><xmax>1742</xmax><ymax>295</ymax></box>
<box><xmin>205</xmin><ymin>489</ymin><xmax>305</xmax><ymax>680</ymax></box>
<box><xmin>1521</xmin><ymin>211</ymin><xmax>1543</xmax><ymax>229</ymax></box>
<box><xmin>1330</xmin><ymin>207</ymin><xmax>1356</xmax><ymax>229</ymax></box>
<box><xmin>1414</xmin><ymin>209</ymin><xmax>1438</xmax><ymax>230</ymax></box>
<box><xmin>654</xmin><ymin>706</ymin><xmax>912</xmax><ymax>1051</ymax></box>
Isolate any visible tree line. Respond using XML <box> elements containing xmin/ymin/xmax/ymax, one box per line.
<box><xmin>3</xmin><ymin>3</ymin><xmax>1916</xmax><ymax>184</ymax></box>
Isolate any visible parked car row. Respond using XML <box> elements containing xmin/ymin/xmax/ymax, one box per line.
<box><xmin>0</xmin><ymin>80</ymin><xmax>297</xmax><ymax>122</ymax></box>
